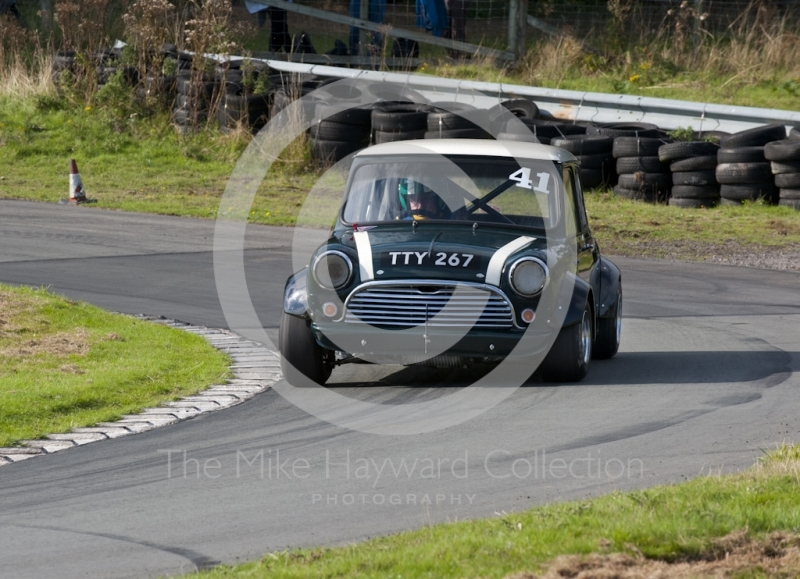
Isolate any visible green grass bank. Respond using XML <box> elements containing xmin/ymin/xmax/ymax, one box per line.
<box><xmin>184</xmin><ymin>445</ymin><xmax>800</xmax><ymax>578</ymax></box>
<box><xmin>0</xmin><ymin>284</ymin><xmax>230</xmax><ymax>447</ymax></box>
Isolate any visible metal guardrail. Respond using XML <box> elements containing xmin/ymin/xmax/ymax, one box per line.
<box><xmin>257</xmin><ymin>58</ymin><xmax>800</xmax><ymax>133</ymax></box>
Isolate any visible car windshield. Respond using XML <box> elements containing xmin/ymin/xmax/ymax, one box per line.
<box><xmin>341</xmin><ymin>155</ymin><xmax>561</xmax><ymax>229</ymax></box>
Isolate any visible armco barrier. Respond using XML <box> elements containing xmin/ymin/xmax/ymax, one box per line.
<box><xmin>250</xmin><ymin>58</ymin><xmax>800</xmax><ymax>134</ymax></box>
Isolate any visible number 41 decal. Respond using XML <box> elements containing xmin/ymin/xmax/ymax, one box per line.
<box><xmin>509</xmin><ymin>168</ymin><xmax>551</xmax><ymax>194</ymax></box>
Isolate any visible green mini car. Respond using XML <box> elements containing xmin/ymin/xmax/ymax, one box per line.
<box><xmin>281</xmin><ymin>139</ymin><xmax>622</xmax><ymax>385</ymax></box>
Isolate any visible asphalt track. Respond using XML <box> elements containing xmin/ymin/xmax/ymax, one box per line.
<box><xmin>1</xmin><ymin>199</ymin><xmax>798</xmax><ymax>579</ymax></box>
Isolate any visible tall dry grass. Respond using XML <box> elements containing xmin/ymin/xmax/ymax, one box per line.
<box><xmin>0</xmin><ymin>15</ymin><xmax>53</xmax><ymax>98</ymax></box>
<box><xmin>652</xmin><ymin>0</ymin><xmax>800</xmax><ymax>78</ymax></box>
<box><xmin>515</xmin><ymin>0</ymin><xmax>800</xmax><ymax>90</ymax></box>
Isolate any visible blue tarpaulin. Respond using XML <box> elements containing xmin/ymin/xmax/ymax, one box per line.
<box><xmin>415</xmin><ymin>0</ymin><xmax>448</xmax><ymax>37</ymax></box>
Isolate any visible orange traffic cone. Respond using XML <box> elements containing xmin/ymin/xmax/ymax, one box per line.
<box><xmin>59</xmin><ymin>159</ymin><xmax>96</xmax><ymax>205</ymax></box>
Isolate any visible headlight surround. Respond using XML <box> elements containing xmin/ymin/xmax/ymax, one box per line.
<box><xmin>509</xmin><ymin>257</ymin><xmax>548</xmax><ymax>297</ymax></box>
<box><xmin>312</xmin><ymin>250</ymin><xmax>353</xmax><ymax>290</ymax></box>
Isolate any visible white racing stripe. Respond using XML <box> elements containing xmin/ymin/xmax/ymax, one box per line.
<box><xmin>353</xmin><ymin>231</ymin><xmax>374</xmax><ymax>281</ymax></box>
<box><xmin>485</xmin><ymin>236</ymin><xmax>536</xmax><ymax>286</ymax></box>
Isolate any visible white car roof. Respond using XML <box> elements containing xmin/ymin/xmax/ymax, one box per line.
<box><xmin>355</xmin><ymin>139</ymin><xmax>577</xmax><ymax>163</ymax></box>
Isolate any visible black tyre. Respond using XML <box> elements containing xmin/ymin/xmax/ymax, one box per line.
<box><xmin>612</xmin><ymin>136</ymin><xmax>671</xmax><ymax>158</ymax></box>
<box><xmin>374</xmin><ymin>129</ymin><xmax>426</xmax><ymax>143</ymax></box>
<box><xmin>217</xmin><ymin>94</ymin><xmax>269</xmax><ymax>128</ymax></box>
<box><xmin>424</xmin><ymin>128</ymin><xmax>490</xmax><ymax>139</ymax></box>
<box><xmin>371</xmin><ymin>106</ymin><xmax>429</xmax><ymax>132</ymax></box>
<box><xmin>670</xmin><ymin>155</ymin><xmax>718</xmax><ymax>172</ymax></box>
<box><xmin>427</xmin><ymin>108</ymin><xmax>483</xmax><ymax>132</ymax></box>
<box><xmin>779</xmin><ymin>189</ymin><xmax>800</xmax><ymax>200</ymax></box>
<box><xmin>618</xmin><ymin>172</ymin><xmax>672</xmax><ymax>190</ymax></box>
<box><xmin>720</xmin><ymin>183</ymin><xmax>778</xmax><ymax>201</ymax></box>
<box><xmin>771</xmin><ymin>161</ymin><xmax>800</xmax><ymax>174</ymax></box>
<box><xmin>719</xmin><ymin>124</ymin><xmax>787</xmax><ymax>148</ymax></box>
<box><xmin>499</xmin><ymin>98</ymin><xmax>539</xmax><ymax>119</ymax></box>
<box><xmin>659</xmin><ymin>141</ymin><xmax>720</xmax><ymax>162</ymax></box>
<box><xmin>765</xmin><ymin>139</ymin><xmax>800</xmax><ymax>162</ymax></box>
<box><xmin>580</xmin><ymin>168</ymin><xmax>606</xmax><ymax>189</ymax></box>
<box><xmin>176</xmin><ymin>76</ymin><xmax>217</xmax><ymax>98</ymax></box>
<box><xmin>577</xmin><ymin>152</ymin><xmax>615</xmax><ymax>170</ymax></box>
<box><xmin>172</xmin><ymin>107</ymin><xmax>207</xmax><ymax>125</ymax></box>
<box><xmin>528</xmin><ymin>119</ymin><xmax>587</xmax><ymax>135</ymax></box>
<box><xmin>670</xmin><ymin>184</ymin><xmax>720</xmax><ymax>199</ymax></box>
<box><xmin>316</xmin><ymin>103</ymin><xmax>373</xmax><ymax>126</ymax></box>
<box><xmin>616</xmin><ymin>156</ymin><xmax>667</xmax><ymax>174</ymax></box>
<box><xmin>587</xmin><ymin>122</ymin><xmax>661</xmax><ymax>138</ymax></box>
<box><xmin>778</xmin><ymin>198</ymin><xmax>800</xmax><ymax>209</ymax></box>
<box><xmin>507</xmin><ymin>119</ymin><xmax>585</xmax><ymax>138</ymax></box>
<box><xmin>671</xmin><ymin>170</ymin><xmax>717</xmax><ymax>186</ymax></box>
<box><xmin>717</xmin><ymin>146</ymin><xmax>766</xmax><ymax>164</ymax></box>
<box><xmin>310</xmin><ymin>120</ymin><xmax>369</xmax><ymax>142</ymax></box>
<box><xmin>176</xmin><ymin>93</ymin><xmax>210</xmax><ymax>112</ymax></box>
<box><xmin>696</xmin><ymin>130</ymin><xmax>730</xmax><ymax>142</ymax></box>
<box><xmin>279</xmin><ymin>313</ymin><xmax>333</xmax><ymax>386</ymax></box>
<box><xmin>669</xmin><ymin>197</ymin><xmax>719</xmax><ymax>208</ymax></box>
<box><xmin>774</xmin><ymin>172</ymin><xmax>800</xmax><ymax>189</ymax></box>
<box><xmin>715</xmin><ymin>162</ymin><xmax>772</xmax><ymax>184</ymax></box>
<box><xmin>54</xmin><ymin>50</ymin><xmax>76</xmax><ymax>71</ymax></box>
<box><xmin>540</xmin><ymin>302</ymin><xmax>592</xmax><ymax>382</ymax></box>
<box><xmin>551</xmin><ymin>135</ymin><xmax>614</xmax><ymax>155</ymax></box>
<box><xmin>593</xmin><ymin>286</ymin><xmax>621</xmax><ymax>360</ymax></box>
<box><xmin>270</xmin><ymin>90</ymin><xmax>292</xmax><ymax>117</ymax></box>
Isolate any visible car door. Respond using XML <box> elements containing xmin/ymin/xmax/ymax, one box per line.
<box><xmin>563</xmin><ymin>164</ymin><xmax>598</xmax><ymax>283</ymax></box>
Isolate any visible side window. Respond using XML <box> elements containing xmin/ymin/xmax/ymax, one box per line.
<box><xmin>568</xmin><ymin>166</ymin><xmax>590</xmax><ymax>233</ymax></box>
<box><xmin>562</xmin><ymin>165</ymin><xmax>579</xmax><ymax>236</ymax></box>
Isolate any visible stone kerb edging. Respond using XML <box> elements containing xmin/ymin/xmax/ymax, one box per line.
<box><xmin>0</xmin><ymin>316</ymin><xmax>280</xmax><ymax>466</ymax></box>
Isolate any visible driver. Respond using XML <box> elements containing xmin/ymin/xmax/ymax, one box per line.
<box><xmin>398</xmin><ymin>178</ymin><xmax>449</xmax><ymax>220</ymax></box>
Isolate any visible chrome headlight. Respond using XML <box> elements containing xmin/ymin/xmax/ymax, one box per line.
<box><xmin>312</xmin><ymin>250</ymin><xmax>353</xmax><ymax>290</ymax></box>
<box><xmin>509</xmin><ymin>257</ymin><xmax>548</xmax><ymax>297</ymax></box>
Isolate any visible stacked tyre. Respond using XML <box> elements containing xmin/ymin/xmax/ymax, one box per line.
<box><xmin>269</xmin><ymin>74</ymin><xmax>323</xmax><ymax>119</ymax></box>
<box><xmin>550</xmin><ymin>135</ymin><xmax>614</xmax><ymax>190</ymax></box>
<box><xmin>765</xmin><ymin>135</ymin><xmax>800</xmax><ymax>210</ymax></box>
<box><xmin>497</xmin><ymin>118</ymin><xmax>584</xmax><ymax>145</ymax></box>
<box><xmin>586</xmin><ymin>122</ymin><xmax>662</xmax><ymax>139</ymax></box>
<box><xmin>425</xmin><ymin>104</ymin><xmax>490</xmax><ymax>140</ymax></box>
<box><xmin>309</xmin><ymin>103</ymin><xmax>372</xmax><ymax>163</ymax></box>
<box><xmin>612</xmin><ymin>137</ymin><xmax>672</xmax><ymax>202</ymax></box>
<box><xmin>217</xmin><ymin>68</ymin><xmax>269</xmax><ymax>133</ymax></box>
<box><xmin>658</xmin><ymin>141</ymin><xmax>721</xmax><ymax>207</ymax></box>
<box><xmin>52</xmin><ymin>51</ymin><xmax>76</xmax><ymax>93</ymax></box>
<box><xmin>371</xmin><ymin>104</ymin><xmax>430</xmax><ymax>143</ymax></box>
<box><xmin>218</xmin><ymin>90</ymin><xmax>270</xmax><ymax>133</ymax></box>
<box><xmin>173</xmin><ymin>73</ymin><xmax>219</xmax><ymax>132</ymax></box>
<box><xmin>716</xmin><ymin>124</ymin><xmax>786</xmax><ymax>205</ymax></box>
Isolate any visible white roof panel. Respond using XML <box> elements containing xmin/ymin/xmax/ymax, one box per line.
<box><xmin>355</xmin><ymin>139</ymin><xmax>577</xmax><ymax>163</ymax></box>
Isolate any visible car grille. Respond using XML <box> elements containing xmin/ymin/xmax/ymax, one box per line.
<box><xmin>343</xmin><ymin>283</ymin><xmax>515</xmax><ymax>329</ymax></box>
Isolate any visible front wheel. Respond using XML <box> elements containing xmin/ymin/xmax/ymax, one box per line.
<box><xmin>279</xmin><ymin>313</ymin><xmax>333</xmax><ymax>386</ymax></box>
<box><xmin>540</xmin><ymin>302</ymin><xmax>592</xmax><ymax>382</ymax></box>
<box><xmin>593</xmin><ymin>286</ymin><xmax>622</xmax><ymax>360</ymax></box>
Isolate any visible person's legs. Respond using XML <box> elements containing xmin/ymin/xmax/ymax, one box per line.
<box><xmin>368</xmin><ymin>0</ymin><xmax>386</xmax><ymax>54</ymax></box>
<box><xmin>348</xmin><ymin>0</ymin><xmax>361</xmax><ymax>56</ymax></box>
<box><xmin>444</xmin><ymin>0</ymin><xmax>467</xmax><ymax>42</ymax></box>
<box><xmin>267</xmin><ymin>6</ymin><xmax>290</xmax><ymax>52</ymax></box>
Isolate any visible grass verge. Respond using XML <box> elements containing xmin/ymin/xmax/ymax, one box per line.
<box><xmin>0</xmin><ymin>283</ymin><xmax>230</xmax><ymax>447</ymax></box>
<box><xmin>185</xmin><ymin>445</ymin><xmax>800</xmax><ymax>578</ymax></box>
